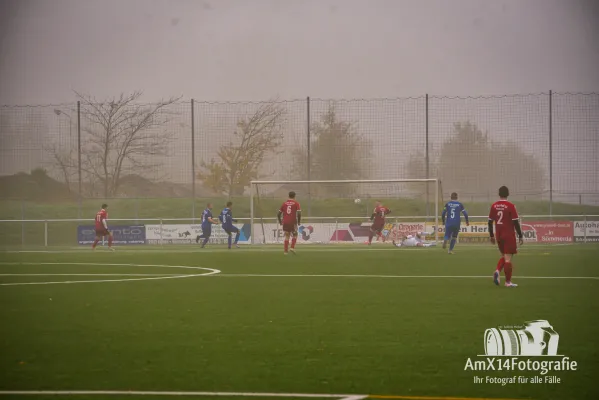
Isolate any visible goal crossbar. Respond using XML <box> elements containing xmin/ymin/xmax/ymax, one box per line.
<box><xmin>251</xmin><ymin>179</ymin><xmax>439</xmax><ymax>185</ymax></box>
<box><xmin>249</xmin><ymin>179</ymin><xmax>440</xmax><ymax>245</ymax></box>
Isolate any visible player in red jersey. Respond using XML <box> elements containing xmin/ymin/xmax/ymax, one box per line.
<box><xmin>93</xmin><ymin>203</ymin><xmax>114</xmax><ymax>251</ymax></box>
<box><xmin>488</xmin><ymin>186</ymin><xmax>523</xmax><ymax>287</ymax></box>
<box><xmin>277</xmin><ymin>191</ymin><xmax>301</xmax><ymax>255</ymax></box>
<box><xmin>368</xmin><ymin>201</ymin><xmax>391</xmax><ymax>245</ymax></box>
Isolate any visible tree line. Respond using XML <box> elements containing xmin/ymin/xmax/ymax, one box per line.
<box><xmin>49</xmin><ymin>92</ymin><xmax>545</xmax><ymax>199</ymax></box>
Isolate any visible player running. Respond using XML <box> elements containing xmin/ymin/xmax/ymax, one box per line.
<box><xmin>277</xmin><ymin>191</ymin><xmax>301</xmax><ymax>255</ymax></box>
<box><xmin>92</xmin><ymin>203</ymin><xmax>114</xmax><ymax>251</ymax></box>
<box><xmin>368</xmin><ymin>201</ymin><xmax>391</xmax><ymax>245</ymax></box>
<box><xmin>488</xmin><ymin>186</ymin><xmax>523</xmax><ymax>288</ymax></box>
<box><xmin>441</xmin><ymin>192</ymin><xmax>469</xmax><ymax>254</ymax></box>
<box><xmin>220</xmin><ymin>201</ymin><xmax>240</xmax><ymax>249</ymax></box>
<box><xmin>196</xmin><ymin>203</ymin><xmax>219</xmax><ymax>248</ymax></box>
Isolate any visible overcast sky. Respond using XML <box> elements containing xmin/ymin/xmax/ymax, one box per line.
<box><xmin>1</xmin><ymin>0</ymin><xmax>598</xmax><ymax>104</ymax></box>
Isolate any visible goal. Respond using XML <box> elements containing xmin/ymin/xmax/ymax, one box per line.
<box><xmin>249</xmin><ymin>179</ymin><xmax>443</xmax><ymax>245</ymax></box>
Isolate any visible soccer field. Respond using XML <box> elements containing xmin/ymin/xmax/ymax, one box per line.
<box><xmin>0</xmin><ymin>244</ymin><xmax>598</xmax><ymax>400</ymax></box>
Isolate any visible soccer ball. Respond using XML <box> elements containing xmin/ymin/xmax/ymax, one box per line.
<box><xmin>354</xmin><ymin>198</ymin><xmax>361</xmax><ymax>204</ymax></box>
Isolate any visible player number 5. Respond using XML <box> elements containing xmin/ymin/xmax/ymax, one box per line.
<box><xmin>450</xmin><ymin>209</ymin><xmax>455</xmax><ymax>219</ymax></box>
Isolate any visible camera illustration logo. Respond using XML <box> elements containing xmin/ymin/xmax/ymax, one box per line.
<box><xmin>484</xmin><ymin>320</ymin><xmax>560</xmax><ymax>356</ymax></box>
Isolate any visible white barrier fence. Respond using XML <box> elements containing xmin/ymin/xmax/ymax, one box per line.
<box><xmin>0</xmin><ymin>216</ymin><xmax>597</xmax><ymax>247</ymax></box>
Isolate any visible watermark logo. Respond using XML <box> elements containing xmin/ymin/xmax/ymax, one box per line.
<box><xmin>465</xmin><ymin>320</ymin><xmax>577</xmax><ymax>386</ymax></box>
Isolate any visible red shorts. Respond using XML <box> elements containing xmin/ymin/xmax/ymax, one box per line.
<box><xmin>371</xmin><ymin>222</ymin><xmax>384</xmax><ymax>233</ymax></box>
<box><xmin>282</xmin><ymin>223</ymin><xmax>297</xmax><ymax>233</ymax></box>
<box><xmin>497</xmin><ymin>235</ymin><xmax>518</xmax><ymax>255</ymax></box>
<box><xmin>95</xmin><ymin>228</ymin><xmax>110</xmax><ymax>236</ymax></box>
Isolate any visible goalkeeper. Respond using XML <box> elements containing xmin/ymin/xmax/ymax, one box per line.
<box><xmin>392</xmin><ymin>232</ymin><xmax>436</xmax><ymax>248</ymax></box>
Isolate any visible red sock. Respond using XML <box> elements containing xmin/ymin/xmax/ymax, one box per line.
<box><xmin>108</xmin><ymin>235</ymin><xmax>113</xmax><ymax>247</ymax></box>
<box><xmin>291</xmin><ymin>237</ymin><xmax>297</xmax><ymax>249</ymax></box>
<box><xmin>496</xmin><ymin>257</ymin><xmax>505</xmax><ymax>272</ymax></box>
<box><xmin>504</xmin><ymin>261</ymin><xmax>513</xmax><ymax>282</ymax></box>
<box><xmin>92</xmin><ymin>239</ymin><xmax>99</xmax><ymax>249</ymax></box>
<box><xmin>284</xmin><ymin>240</ymin><xmax>289</xmax><ymax>252</ymax></box>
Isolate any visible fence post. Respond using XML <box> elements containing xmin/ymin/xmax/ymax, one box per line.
<box><xmin>334</xmin><ymin>219</ymin><xmax>338</xmax><ymax>242</ymax></box>
<box><xmin>160</xmin><ymin>219</ymin><xmax>163</xmax><ymax>246</ymax></box>
<box><xmin>306</xmin><ymin>96</ymin><xmax>311</xmax><ymax>217</ymax></box>
<box><xmin>425</xmin><ymin>94</ymin><xmax>430</xmax><ymax>217</ymax></box>
<box><xmin>77</xmin><ymin>100</ymin><xmax>82</xmax><ymax>219</ymax></box>
<box><xmin>44</xmin><ymin>220</ymin><xmax>48</xmax><ymax>247</ymax></box>
<box><xmin>191</xmin><ymin>99</ymin><xmax>196</xmax><ymax>221</ymax></box>
<box><xmin>549</xmin><ymin>90</ymin><xmax>553</xmax><ymax>217</ymax></box>
<box><xmin>21</xmin><ymin>201</ymin><xmax>25</xmax><ymax>247</ymax></box>
<box><xmin>583</xmin><ymin>214</ymin><xmax>587</xmax><ymax>244</ymax></box>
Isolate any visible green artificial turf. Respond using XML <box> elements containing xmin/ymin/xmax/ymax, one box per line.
<box><xmin>0</xmin><ymin>244</ymin><xmax>598</xmax><ymax>400</ymax></box>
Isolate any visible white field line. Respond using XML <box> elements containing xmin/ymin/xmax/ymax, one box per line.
<box><xmin>0</xmin><ymin>390</ymin><xmax>365</xmax><ymax>399</ymax></box>
<box><xmin>0</xmin><ymin>274</ymin><xmax>180</xmax><ymax>276</ymax></box>
<box><xmin>0</xmin><ymin>263</ymin><xmax>221</xmax><ymax>286</ymax></box>
<box><xmin>1</xmin><ymin>243</ymin><xmax>588</xmax><ymax>254</ymax></box>
<box><xmin>213</xmin><ymin>274</ymin><xmax>599</xmax><ymax>280</ymax></box>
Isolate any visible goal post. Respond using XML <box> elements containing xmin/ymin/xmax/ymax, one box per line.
<box><xmin>250</xmin><ymin>179</ymin><xmax>442</xmax><ymax>245</ymax></box>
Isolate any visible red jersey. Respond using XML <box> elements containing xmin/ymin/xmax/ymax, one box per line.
<box><xmin>279</xmin><ymin>200</ymin><xmax>301</xmax><ymax>224</ymax></box>
<box><xmin>95</xmin><ymin>209</ymin><xmax>108</xmax><ymax>230</ymax></box>
<box><xmin>488</xmin><ymin>200</ymin><xmax>519</xmax><ymax>238</ymax></box>
<box><xmin>372</xmin><ymin>205</ymin><xmax>390</xmax><ymax>225</ymax></box>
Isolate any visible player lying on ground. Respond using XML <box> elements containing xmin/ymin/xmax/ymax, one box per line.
<box><xmin>220</xmin><ymin>201</ymin><xmax>240</xmax><ymax>249</ymax></box>
<box><xmin>488</xmin><ymin>185</ymin><xmax>523</xmax><ymax>288</ymax></box>
<box><xmin>277</xmin><ymin>191</ymin><xmax>301</xmax><ymax>255</ymax></box>
<box><xmin>368</xmin><ymin>201</ymin><xmax>391</xmax><ymax>245</ymax></box>
<box><xmin>92</xmin><ymin>203</ymin><xmax>114</xmax><ymax>251</ymax></box>
<box><xmin>196</xmin><ymin>203</ymin><xmax>220</xmax><ymax>248</ymax></box>
<box><xmin>441</xmin><ymin>192</ymin><xmax>469</xmax><ymax>254</ymax></box>
<box><xmin>392</xmin><ymin>232</ymin><xmax>436</xmax><ymax>247</ymax></box>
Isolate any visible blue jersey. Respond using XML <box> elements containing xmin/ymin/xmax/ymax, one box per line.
<box><xmin>442</xmin><ymin>201</ymin><xmax>469</xmax><ymax>227</ymax></box>
<box><xmin>219</xmin><ymin>207</ymin><xmax>237</xmax><ymax>228</ymax></box>
<box><xmin>201</xmin><ymin>208</ymin><xmax>213</xmax><ymax>227</ymax></box>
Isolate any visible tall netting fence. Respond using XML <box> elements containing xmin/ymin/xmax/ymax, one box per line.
<box><xmin>1</xmin><ymin>92</ymin><xmax>598</xmax><ymax>230</ymax></box>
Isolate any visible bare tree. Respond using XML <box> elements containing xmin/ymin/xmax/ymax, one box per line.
<box><xmin>47</xmin><ymin>145</ymin><xmax>77</xmax><ymax>193</ymax></box>
<box><xmin>76</xmin><ymin>91</ymin><xmax>181</xmax><ymax>197</ymax></box>
<box><xmin>198</xmin><ymin>102</ymin><xmax>286</xmax><ymax>197</ymax></box>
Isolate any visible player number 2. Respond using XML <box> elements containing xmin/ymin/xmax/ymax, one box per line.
<box><xmin>286</xmin><ymin>205</ymin><xmax>292</xmax><ymax>214</ymax></box>
<box><xmin>497</xmin><ymin>211</ymin><xmax>504</xmax><ymax>224</ymax></box>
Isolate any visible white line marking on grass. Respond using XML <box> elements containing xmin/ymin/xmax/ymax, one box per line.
<box><xmin>0</xmin><ymin>274</ymin><xmax>181</xmax><ymax>276</ymax></box>
<box><xmin>213</xmin><ymin>274</ymin><xmax>599</xmax><ymax>280</ymax></box>
<box><xmin>2</xmin><ymin>243</ymin><xmax>589</xmax><ymax>254</ymax></box>
<box><xmin>0</xmin><ymin>390</ymin><xmax>361</xmax><ymax>398</ymax></box>
<box><xmin>0</xmin><ymin>263</ymin><xmax>220</xmax><ymax>286</ymax></box>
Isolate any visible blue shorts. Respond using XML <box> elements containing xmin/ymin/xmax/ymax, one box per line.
<box><xmin>444</xmin><ymin>225</ymin><xmax>460</xmax><ymax>240</ymax></box>
<box><xmin>223</xmin><ymin>226</ymin><xmax>239</xmax><ymax>235</ymax></box>
<box><xmin>201</xmin><ymin>225</ymin><xmax>212</xmax><ymax>237</ymax></box>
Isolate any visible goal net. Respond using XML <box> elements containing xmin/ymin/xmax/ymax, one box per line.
<box><xmin>249</xmin><ymin>179</ymin><xmax>442</xmax><ymax>245</ymax></box>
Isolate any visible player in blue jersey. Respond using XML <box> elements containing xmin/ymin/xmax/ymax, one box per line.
<box><xmin>196</xmin><ymin>203</ymin><xmax>219</xmax><ymax>248</ymax></box>
<box><xmin>220</xmin><ymin>201</ymin><xmax>240</xmax><ymax>249</ymax></box>
<box><xmin>441</xmin><ymin>192</ymin><xmax>469</xmax><ymax>254</ymax></box>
